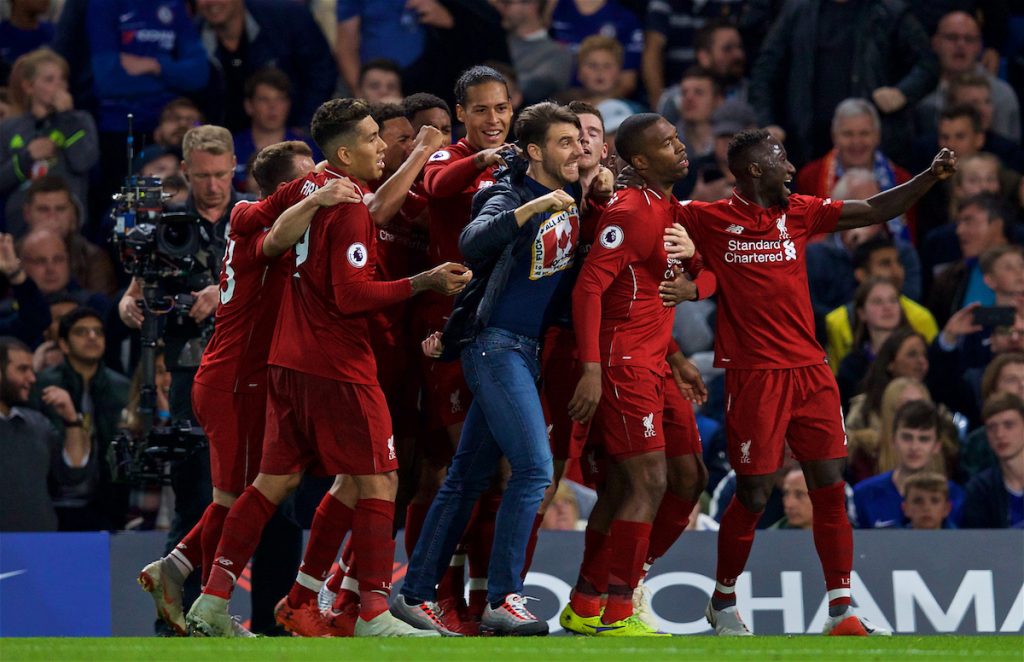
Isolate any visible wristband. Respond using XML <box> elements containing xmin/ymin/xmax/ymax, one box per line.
<box><xmin>64</xmin><ymin>413</ymin><xmax>84</xmax><ymax>428</ymax></box>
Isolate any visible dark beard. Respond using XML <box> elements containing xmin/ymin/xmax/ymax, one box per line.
<box><xmin>0</xmin><ymin>379</ymin><xmax>26</xmax><ymax>408</ymax></box>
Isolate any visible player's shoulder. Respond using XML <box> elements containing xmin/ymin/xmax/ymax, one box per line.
<box><xmin>786</xmin><ymin>193</ymin><xmax>833</xmax><ymax>210</ymax></box>
<box><xmin>427</xmin><ymin>139</ymin><xmax>472</xmax><ymax>166</ymax></box>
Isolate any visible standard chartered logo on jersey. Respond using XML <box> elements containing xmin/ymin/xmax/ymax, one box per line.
<box><xmin>724</xmin><ymin>238</ymin><xmax>797</xmax><ymax>264</ymax></box>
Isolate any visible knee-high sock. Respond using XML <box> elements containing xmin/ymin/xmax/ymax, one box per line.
<box><xmin>199</xmin><ymin>503</ymin><xmax>230</xmax><ymax>586</ymax></box>
<box><xmin>167</xmin><ymin>503</ymin><xmax>209</xmax><ymax>577</ymax></box>
<box><xmin>601</xmin><ymin>520</ymin><xmax>651</xmax><ymax>624</ymax></box>
<box><xmin>645</xmin><ymin>492</ymin><xmax>695</xmax><ymax>566</ymax></box>
<box><xmin>570</xmin><ymin>526</ymin><xmax>611</xmax><ymax>617</ymax></box>
<box><xmin>352</xmin><ymin>498</ymin><xmax>396</xmax><ymax>621</ymax></box>
<box><xmin>287</xmin><ymin>493</ymin><xmax>354</xmax><ymax>607</ymax></box>
<box><xmin>466</xmin><ymin>493</ymin><xmax>501</xmax><ymax>616</ymax></box>
<box><xmin>712</xmin><ymin>496</ymin><xmax>762</xmax><ymax>608</ymax></box>
<box><xmin>808</xmin><ymin>482</ymin><xmax>853</xmax><ymax>614</ymax></box>
<box><xmin>203</xmin><ymin>486</ymin><xmax>277</xmax><ymax>600</ymax></box>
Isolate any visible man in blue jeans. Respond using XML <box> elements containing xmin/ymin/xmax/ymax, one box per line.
<box><xmin>392</xmin><ymin>101</ymin><xmax>586</xmax><ymax>636</ymax></box>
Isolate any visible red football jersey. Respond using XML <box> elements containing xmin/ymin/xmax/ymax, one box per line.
<box><xmin>419</xmin><ymin>139</ymin><xmax>500</xmax><ymax>323</ymax></box>
<box><xmin>268</xmin><ymin>168</ymin><xmax>414</xmax><ymax>385</ymax></box>
<box><xmin>675</xmin><ymin>191</ymin><xmax>843</xmax><ymax>369</ymax></box>
<box><xmin>194</xmin><ymin>177</ymin><xmax>310</xmax><ymax>393</ymax></box>
<box><xmin>574</xmin><ymin>188</ymin><xmax>686</xmax><ymax>376</ymax></box>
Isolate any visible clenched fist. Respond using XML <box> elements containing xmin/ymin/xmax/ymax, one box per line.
<box><xmin>662</xmin><ymin>223</ymin><xmax>695</xmax><ymax>260</ymax></box>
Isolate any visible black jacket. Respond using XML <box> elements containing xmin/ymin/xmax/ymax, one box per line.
<box><xmin>749</xmin><ymin>0</ymin><xmax>937</xmax><ymax>166</ymax></box>
<box><xmin>960</xmin><ymin>463</ymin><xmax>1013</xmax><ymax>528</ymax></box>
<box><xmin>440</xmin><ymin>158</ymin><xmax>582</xmax><ymax>360</ymax></box>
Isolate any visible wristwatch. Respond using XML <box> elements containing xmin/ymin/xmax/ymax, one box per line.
<box><xmin>64</xmin><ymin>413</ymin><xmax>84</xmax><ymax>428</ymax></box>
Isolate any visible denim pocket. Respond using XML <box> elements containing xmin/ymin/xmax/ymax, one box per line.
<box><xmin>476</xmin><ymin>332</ymin><xmax>522</xmax><ymax>355</ymax></box>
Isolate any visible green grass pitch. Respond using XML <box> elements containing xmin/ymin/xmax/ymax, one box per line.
<box><xmin>2</xmin><ymin>636</ymin><xmax>1022</xmax><ymax>662</ymax></box>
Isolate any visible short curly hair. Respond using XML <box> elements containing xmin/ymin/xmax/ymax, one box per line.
<box><xmin>310</xmin><ymin>98</ymin><xmax>372</xmax><ymax>162</ymax></box>
<box><xmin>726</xmin><ymin>128</ymin><xmax>771</xmax><ymax>173</ymax></box>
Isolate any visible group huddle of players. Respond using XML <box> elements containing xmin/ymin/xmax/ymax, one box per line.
<box><xmin>136</xmin><ymin>64</ymin><xmax>958</xmax><ymax>639</ymax></box>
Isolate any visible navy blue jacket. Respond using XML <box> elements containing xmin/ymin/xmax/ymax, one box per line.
<box><xmin>960</xmin><ymin>464</ymin><xmax>1012</xmax><ymax>529</ymax></box>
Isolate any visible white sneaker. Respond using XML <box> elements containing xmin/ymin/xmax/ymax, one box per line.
<box><xmin>823</xmin><ymin>610</ymin><xmax>892</xmax><ymax>637</ymax></box>
<box><xmin>632</xmin><ymin>579</ymin><xmax>659</xmax><ymax>631</ymax></box>
<box><xmin>138</xmin><ymin>558</ymin><xmax>187</xmax><ymax>636</ymax></box>
<box><xmin>186</xmin><ymin>594</ymin><xmax>252</xmax><ymax>638</ymax></box>
<box><xmin>480</xmin><ymin>594</ymin><xmax>548</xmax><ymax>636</ymax></box>
<box><xmin>318</xmin><ymin>574</ymin><xmax>338</xmax><ymax>613</ymax></box>
<box><xmin>355</xmin><ymin>609</ymin><xmax>442</xmax><ymax>637</ymax></box>
<box><xmin>705</xmin><ymin>602</ymin><xmax>753</xmax><ymax>636</ymax></box>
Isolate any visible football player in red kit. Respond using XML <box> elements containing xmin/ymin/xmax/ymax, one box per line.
<box><xmin>414</xmin><ymin>66</ymin><xmax>514</xmax><ymax>621</ymax></box>
<box><xmin>663</xmin><ymin>130</ymin><xmax>956</xmax><ymax>636</ymax></box>
<box><xmin>137</xmin><ymin>141</ymin><xmax>360</xmax><ymax>636</ymax></box>
<box><xmin>562</xmin><ymin>114</ymin><xmax>705</xmax><ymax>636</ymax></box>
<box><xmin>184</xmin><ymin>99</ymin><xmax>471</xmax><ymax>639</ymax></box>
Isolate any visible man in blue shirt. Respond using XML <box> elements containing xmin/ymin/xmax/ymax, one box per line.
<box><xmin>854</xmin><ymin>400</ymin><xmax>964</xmax><ymax>528</ymax></box>
<box><xmin>961</xmin><ymin>393</ymin><xmax>1024</xmax><ymax>528</ymax></box>
<box><xmin>393</xmin><ymin>101</ymin><xmax>585</xmax><ymax>636</ymax></box>
<box><xmin>0</xmin><ymin>0</ymin><xmax>55</xmax><ymax>65</ymax></box>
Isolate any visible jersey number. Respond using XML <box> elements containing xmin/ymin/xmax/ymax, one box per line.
<box><xmin>293</xmin><ymin>226</ymin><xmax>311</xmax><ymax>276</ymax></box>
<box><xmin>220</xmin><ymin>239</ymin><xmax>236</xmax><ymax>305</ymax></box>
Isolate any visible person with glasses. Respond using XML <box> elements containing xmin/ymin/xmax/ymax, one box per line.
<box><xmin>28</xmin><ymin>306</ymin><xmax>130</xmax><ymax>531</ymax></box>
<box><xmin>915</xmin><ymin>11</ymin><xmax>1020</xmax><ymax>144</ymax></box>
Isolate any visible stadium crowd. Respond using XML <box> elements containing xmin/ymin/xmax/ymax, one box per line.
<box><xmin>0</xmin><ymin>0</ymin><xmax>1022</xmax><ymax>639</ymax></box>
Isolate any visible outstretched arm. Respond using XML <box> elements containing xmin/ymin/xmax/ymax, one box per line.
<box><xmin>836</xmin><ymin>148</ymin><xmax>957</xmax><ymax>230</ymax></box>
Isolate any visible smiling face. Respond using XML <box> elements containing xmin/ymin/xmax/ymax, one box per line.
<box><xmin>457</xmin><ymin>81</ymin><xmax>512</xmax><ymax>150</ymax></box>
<box><xmin>833</xmin><ymin>113</ymin><xmax>880</xmax><ymax>169</ymax></box>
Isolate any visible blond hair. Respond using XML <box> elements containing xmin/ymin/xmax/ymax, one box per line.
<box><xmin>182</xmin><ymin>125</ymin><xmax>234</xmax><ymax>163</ymax></box>
<box><xmin>9</xmin><ymin>48</ymin><xmax>69</xmax><ymax>113</ymax></box>
<box><xmin>578</xmin><ymin>35</ymin><xmax>624</xmax><ymax>67</ymax></box>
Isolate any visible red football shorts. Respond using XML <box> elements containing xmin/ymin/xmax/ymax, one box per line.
<box><xmin>662</xmin><ymin>375</ymin><xmax>703</xmax><ymax>458</ymax></box>
<box><xmin>724</xmin><ymin>363</ymin><xmax>848</xmax><ymax>475</ymax></box>
<box><xmin>421</xmin><ymin>355</ymin><xmax>470</xmax><ymax>430</ymax></box>
<box><xmin>541</xmin><ymin>327</ymin><xmax>584</xmax><ymax>461</ymax></box>
<box><xmin>192</xmin><ymin>381</ymin><xmax>264</xmax><ymax>494</ymax></box>
<box><xmin>261</xmin><ymin>367</ymin><xmax>398</xmax><ymax>476</ymax></box>
<box><xmin>375</xmin><ymin>337</ymin><xmax>421</xmax><ymax>441</ymax></box>
<box><xmin>590</xmin><ymin>365</ymin><xmax>666</xmax><ymax>461</ymax></box>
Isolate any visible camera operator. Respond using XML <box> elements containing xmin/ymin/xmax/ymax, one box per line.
<box><xmin>116</xmin><ymin>125</ymin><xmax>259</xmax><ymax>632</ymax></box>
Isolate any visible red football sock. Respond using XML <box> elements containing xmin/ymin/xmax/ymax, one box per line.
<box><xmin>520</xmin><ymin>513</ymin><xmax>544</xmax><ymax>580</ymax></box>
<box><xmin>809</xmin><ymin>482</ymin><xmax>853</xmax><ymax>612</ymax></box>
<box><xmin>646</xmin><ymin>493</ymin><xmax>695</xmax><ymax>565</ymax></box>
<box><xmin>287</xmin><ymin>494</ymin><xmax>354</xmax><ymax>608</ymax></box>
<box><xmin>353</xmin><ymin>498</ymin><xmax>396</xmax><ymax>621</ymax></box>
<box><xmin>712</xmin><ymin>496</ymin><xmax>762</xmax><ymax>607</ymax></box>
<box><xmin>570</xmin><ymin>526</ymin><xmax>609</xmax><ymax>617</ymax></box>
<box><xmin>436</xmin><ymin>547</ymin><xmax>466</xmax><ymax>604</ymax></box>
<box><xmin>404</xmin><ymin>502</ymin><xmax>430</xmax><ymax>559</ymax></box>
<box><xmin>601</xmin><ymin>520</ymin><xmax>651</xmax><ymax>624</ymax></box>
<box><xmin>169</xmin><ymin>505</ymin><xmax>207</xmax><ymax>575</ymax></box>
<box><xmin>203</xmin><ymin>486</ymin><xmax>277</xmax><ymax>600</ymax></box>
<box><xmin>199</xmin><ymin>502</ymin><xmax>229</xmax><ymax>586</ymax></box>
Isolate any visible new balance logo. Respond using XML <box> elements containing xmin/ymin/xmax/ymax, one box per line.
<box><xmin>725</xmin><ymin>224</ymin><xmax>745</xmax><ymax>234</ymax></box>
<box><xmin>642</xmin><ymin>412</ymin><xmax>656</xmax><ymax>438</ymax></box>
<box><xmin>740</xmin><ymin>439</ymin><xmax>752</xmax><ymax>464</ymax></box>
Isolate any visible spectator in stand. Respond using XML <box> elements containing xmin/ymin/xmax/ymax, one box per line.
<box><xmin>835</xmin><ymin>277</ymin><xmax>912</xmax><ymax>409</ymax></box>
<box><xmin>32</xmin><ymin>292</ymin><xmax>77</xmax><ymax>373</ymax></box>
<box><xmin>232</xmin><ymin>68</ymin><xmax>318</xmax><ymax>190</ymax></box>
<box><xmin>846</xmin><ymin>376</ymin><xmax>928</xmax><ymax>484</ymax></box>
<box><xmin>548</xmin><ymin>0</ymin><xmax>643</xmax><ymax>98</ymax></box>
<box><xmin>674</xmin><ymin>67</ymin><xmax>725</xmax><ymax>161</ymax></box>
<box><xmin>825</xmin><ymin>235</ymin><xmax>935</xmax><ymax>372</ymax></box>
<box><xmin>655</xmin><ymin>19</ymin><xmax>749</xmax><ymax>125</ymax></box>
<box><xmin>960</xmin><ymin>393</ymin><xmax>1024</xmax><ymax>528</ymax></box>
<box><xmin>29</xmin><ymin>307</ymin><xmax>129</xmax><ymax>530</ymax></box>
<box><xmin>773</xmin><ymin>467</ymin><xmax>813</xmax><ymax>530</ymax></box>
<box><xmin>403</xmin><ymin>92</ymin><xmax>453</xmax><ymax>145</ymax></box>
<box><xmin>358</xmin><ymin>59</ymin><xmax>404</xmax><ymax>104</ymax></box>
<box><xmin>672</xmin><ymin>98</ymin><xmax>756</xmax><ymax>201</ymax></box>
<box><xmin>1</xmin><ymin>48</ymin><xmax>98</xmax><ymax>236</ymax></box>
<box><xmin>335</xmin><ymin>0</ymin><xmax>452</xmax><ymax>95</ymax></box>
<box><xmin>0</xmin><ymin>335</ymin><xmax>88</xmax><ymax>532</ymax></box>
<box><xmin>17</xmin><ymin>228</ymin><xmax>109</xmax><ymax>314</ymax></box>
<box><xmin>559</xmin><ymin>36</ymin><xmax>638</xmax><ymax>110</ymax></box>
<box><xmin>915</xmin><ymin>12</ymin><xmax>1020</xmax><ymax>145</ymax></box>
<box><xmin>846</xmin><ymin>328</ymin><xmax>930</xmax><ymax>423</ymax></box>
<box><xmin>797</xmin><ymin>99</ymin><xmax>914</xmax><ymax>240</ymax></box>
<box><xmin>495</xmin><ymin>0</ymin><xmax>572</xmax><ymax>106</ymax></box>
<box><xmin>153</xmin><ymin>98</ymin><xmax>202</xmax><ymax>153</ymax></box>
<box><xmin>0</xmin><ymin>0</ymin><xmax>56</xmax><ymax>65</ymax></box>
<box><xmin>87</xmin><ymin>0</ymin><xmax>209</xmax><ymax>210</ymax></box>
<box><xmin>20</xmin><ymin>176</ymin><xmax>116</xmax><ymax>296</ymax></box>
<box><xmin>0</xmin><ymin>232</ymin><xmax>50</xmax><ymax>347</ymax></box>
<box><xmin>928</xmin><ymin>193</ymin><xmax>1011</xmax><ymax>327</ymax></box>
<box><xmin>133</xmin><ymin>145</ymin><xmax>181</xmax><ymax>181</ymax></box>
<box><xmin>0</xmin><ymin>88</ymin><xmax>12</xmax><ymax>121</ymax></box>
<box><xmin>901</xmin><ymin>472</ymin><xmax>954</xmax><ymax>529</ymax></box>
<box><xmin>853</xmin><ymin>400</ymin><xmax>964</xmax><ymax>529</ymax></box>
<box><xmin>960</xmin><ymin>352</ymin><xmax>1024</xmax><ymax>479</ymax></box>
<box><xmin>945</xmin><ymin>75</ymin><xmax>1024</xmax><ymax>171</ymax></box>
<box><xmin>194</xmin><ymin>0</ymin><xmax>336</xmax><ymax>133</ymax></box>
<box><xmin>749</xmin><ymin>0</ymin><xmax>937</xmax><ymax>167</ymax></box>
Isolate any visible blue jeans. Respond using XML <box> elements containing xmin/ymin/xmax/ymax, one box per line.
<box><xmin>401</xmin><ymin>327</ymin><xmax>553</xmax><ymax>604</ymax></box>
